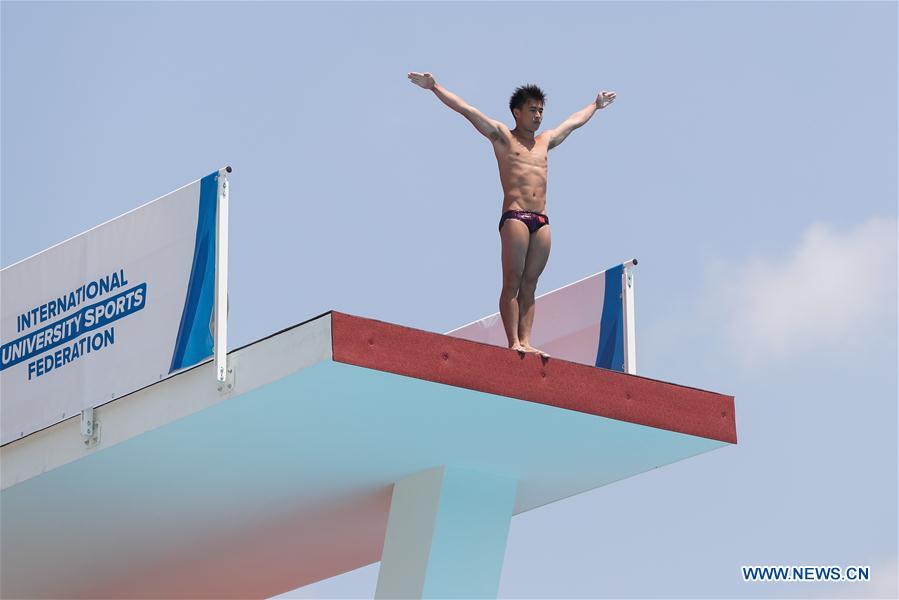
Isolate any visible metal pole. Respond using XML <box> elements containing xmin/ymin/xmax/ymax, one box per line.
<box><xmin>215</xmin><ymin>166</ymin><xmax>231</xmax><ymax>384</ymax></box>
<box><xmin>622</xmin><ymin>258</ymin><xmax>637</xmax><ymax>374</ymax></box>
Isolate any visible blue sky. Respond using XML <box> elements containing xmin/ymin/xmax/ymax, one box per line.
<box><xmin>2</xmin><ymin>1</ymin><xmax>896</xmax><ymax>598</ymax></box>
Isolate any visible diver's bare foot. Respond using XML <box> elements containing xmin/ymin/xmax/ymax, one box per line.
<box><xmin>523</xmin><ymin>344</ymin><xmax>550</xmax><ymax>358</ymax></box>
<box><xmin>510</xmin><ymin>343</ymin><xmax>527</xmax><ymax>353</ymax></box>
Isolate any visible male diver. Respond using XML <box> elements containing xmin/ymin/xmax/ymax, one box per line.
<box><xmin>408</xmin><ymin>72</ymin><xmax>616</xmax><ymax>357</ymax></box>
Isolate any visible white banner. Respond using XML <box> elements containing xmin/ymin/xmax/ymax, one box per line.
<box><xmin>447</xmin><ymin>260</ymin><xmax>636</xmax><ymax>372</ymax></box>
<box><xmin>1</xmin><ymin>170</ymin><xmax>225</xmax><ymax>445</ymax></box>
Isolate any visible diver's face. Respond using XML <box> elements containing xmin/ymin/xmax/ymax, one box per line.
<box><xmin>514</xmin><ymin>99</ymin><xmax>544</xmax><ymax>132</ymax></box>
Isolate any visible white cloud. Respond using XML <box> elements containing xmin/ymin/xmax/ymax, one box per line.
<box><xmin>707</xmin><ymin>216</ymin><xmax>897</xmax><ymax>364</ymax></box>
<box><xmin>822</xmin><ymin>555</ymin><xmax>898</xmax><ymax>599</ymax></box>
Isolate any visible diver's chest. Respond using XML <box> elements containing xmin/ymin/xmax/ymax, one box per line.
<box><xmin>505</xmin><ymin>139</ymin><xmax>548</xmax><ymax>166</ymax></box>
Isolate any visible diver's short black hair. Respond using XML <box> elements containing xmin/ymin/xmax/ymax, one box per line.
<box><xmin>509</xmin><ymin>84</ymin><xmax>547</xmax><ymax>114</ymax></box>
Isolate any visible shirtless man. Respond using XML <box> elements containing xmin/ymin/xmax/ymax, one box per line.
<box><xmin>408</xmin><ymin>72</ymin><xmax>616</xmax><ymax>356</ymax></box>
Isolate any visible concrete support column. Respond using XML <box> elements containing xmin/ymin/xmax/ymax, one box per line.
<box><xmin>375</xmin><ymin>465</ymin><xmax>518</xmax><ymax>599</ymax></box>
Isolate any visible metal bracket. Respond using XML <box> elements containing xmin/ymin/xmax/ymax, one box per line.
<box><xmin>81</xmin><ymin>408</ymin><xmax>100</xmax><ymax>448</ymax></box>
<box><xmin>217</xmin><ymin>366</ymin><xmax>235</xmax><ymax>393</ymax></box>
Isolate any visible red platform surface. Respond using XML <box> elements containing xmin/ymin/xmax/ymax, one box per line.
<box><xmin>332</xmin><ymin>312</ymin><xmax>736</xmax><ymax>444</ymax></box>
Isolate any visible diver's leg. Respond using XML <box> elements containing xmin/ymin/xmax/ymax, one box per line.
<box><xmin>499</xmin><ymin>218</ymin><xmax>530</xmax><ymax>352</ymax></box>
<box><xmin>518</xmin><ymin>224</ymin><xmax>551</xmax><ymax>357</ymax></box>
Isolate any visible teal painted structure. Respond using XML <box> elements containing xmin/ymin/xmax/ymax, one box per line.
<box><xmin>1</xmin><ymin>312</ymin><xmax>735</xmax><ymax>598</ymax></box>
<box><xmin>376</xmin><ymin>466</ymin><xmax>517</xmax><ymax>598</ymax></box>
